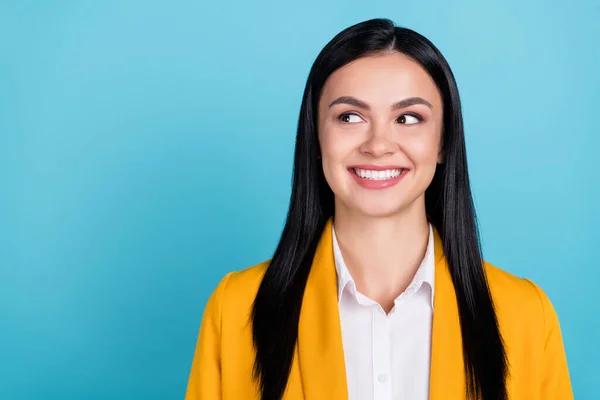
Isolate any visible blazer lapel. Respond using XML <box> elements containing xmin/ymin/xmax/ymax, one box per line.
<box><xmin>297</xmin><ymin>218</ymin><xmax>348</xmax><ymax>399</ymax></box>
<box><xmin>429</xmin><ymin>229</ymin><xmax>466</xmax><ymax>399</ymax></box>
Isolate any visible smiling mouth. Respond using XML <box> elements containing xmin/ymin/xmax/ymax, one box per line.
<box><xmin>350</xmin><ymin>167</ymin><xmax>407</xmax><ymax>181</ymax></box>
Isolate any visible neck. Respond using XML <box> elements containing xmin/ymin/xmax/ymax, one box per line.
<box><xmin>333</xmin><ymin>199</ymin><xmax>430</xmax><ymax>312</ymax></box>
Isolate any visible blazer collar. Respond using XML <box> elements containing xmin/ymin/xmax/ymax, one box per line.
<box><xmin>296</xmin><ymin>217</ymin><xmax>465</xmax><ymax>399</ymax></box>
<box><xmin>297</xmin><ymin>218</ymin><xmax>348</xmax><ymax>399</ymax></box>
<box><xmin>429</xmin><ymin>224</ymin><xmax>466</xmax><ymax>399</ymax></box>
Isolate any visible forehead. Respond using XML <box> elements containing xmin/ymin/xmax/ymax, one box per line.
<box><xmin>320</xmin><ymin>52</ymin><xmax>442</xmax><ymax>109</ymax></box>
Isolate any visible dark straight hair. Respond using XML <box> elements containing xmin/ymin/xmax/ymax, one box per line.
<box><xmin>251</xmin><ymin>18</ymin><xmax>508</xmax><ymax>400</ymax></box>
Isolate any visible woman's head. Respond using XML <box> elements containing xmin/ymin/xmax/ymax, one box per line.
<box><xmin>253</xmin><ymin>19</ymin><xmax>507</xmax><ymax>400</ymax></box>
<box><xmin>318</xmin><ymin>51</ymin><xmax>444</xmax><ymax>217</ymax></box>
<box><xmin>294</xmin><ymin>18</ymin><xmax>466</xmax><ymax>226</ymax></box>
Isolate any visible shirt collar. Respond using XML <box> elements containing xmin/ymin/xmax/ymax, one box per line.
<box><xmin>332</xmin><ymin>223</ymin><xmax>435</xmax><ymax>309</ymax></box>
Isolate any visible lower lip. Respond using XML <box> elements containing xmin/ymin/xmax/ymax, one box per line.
<box><xmin>349</xmin><ymin>169</ymin><xmax>407</xmax><ymax>190</ymax></box>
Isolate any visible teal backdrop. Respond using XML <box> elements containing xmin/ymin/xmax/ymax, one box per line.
<box><xmin>1</xmin><ymin>1</ymin><xmax>598</xmax><ymax>399</ymax></box>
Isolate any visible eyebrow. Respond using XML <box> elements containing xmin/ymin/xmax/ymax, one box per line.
<box><xmin>328</xmin><ymin>96</ymin><xmax>433</xmax><ymax>110</ymax></box>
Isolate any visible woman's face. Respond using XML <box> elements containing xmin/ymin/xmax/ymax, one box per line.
<box><xmin>318</xmin><ymin>52</ymin><xmax>444</xmax><ymax>218</ymax></box>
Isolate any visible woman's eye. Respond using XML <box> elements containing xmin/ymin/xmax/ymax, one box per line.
<box><xmin>338</xmin><ymin>113</ymin><xmax>363</xmax><ymax>123</ymax></box>
<box><xmin>398</xmin><ymin>114</ymin><xmax>422</xmax><ymax>125</ymax></box>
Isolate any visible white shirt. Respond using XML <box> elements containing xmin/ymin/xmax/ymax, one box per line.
<box><xmin>332</xmin><ymin>223</ymin><xmax>435</xmax><ymax>400</ymax></box>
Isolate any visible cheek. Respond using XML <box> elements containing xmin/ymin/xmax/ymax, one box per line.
<box><xmin>319</xmin><ymin>123</ymin><xmax>358</xmax><ymax>163</ymax></box>
<box><xmin>406</xmin><ymin>131</ymin><xmax>441</xmax><ymax>166</ymax></box>
<box><xmin>319</xmin><ymin>127</ymin><xmax>357</xmax><ymax>186</ymax></box>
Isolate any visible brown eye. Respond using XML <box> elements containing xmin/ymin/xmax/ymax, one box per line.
<box><xmin>338</xmin><ymin>113</ymin><xmax>363</xmax><ymax>123</ymax></box>
<box><xmin>397</xmin><ymin>113</ymin><xmax>422</xmax><ymax>125</ymax></box>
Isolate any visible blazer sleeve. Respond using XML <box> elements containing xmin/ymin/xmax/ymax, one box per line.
<box><xmin>529</xmin><ymin>280</ymin><xmax>574</xmax><ymax>400</ymax></box>
<box><xmin>185</xmin><ymin>273</ymin><xmax>233</xmax><ymax>400</ymax></box>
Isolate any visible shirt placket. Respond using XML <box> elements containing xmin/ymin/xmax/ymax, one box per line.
<box><xmin>371</xmin><ymin>306</ymin><xmax>393</xmax><ymax>400</ymax></box>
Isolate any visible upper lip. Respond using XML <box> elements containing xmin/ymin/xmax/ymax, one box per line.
<box><xmin>349</xmin><ymin>164</ymin><xmax>409</xmax><ymax>171</ymax></box>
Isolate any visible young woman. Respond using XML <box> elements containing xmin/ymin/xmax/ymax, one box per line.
<box><xmin>185</xmin><ymin>18</ymin><xmax>573</xmax><ymax>400</ymax></box>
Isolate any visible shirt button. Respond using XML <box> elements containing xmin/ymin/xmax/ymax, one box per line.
<box><xmin>378</xmin><ymin>374</ymin><xmax>387</xmax><ymax>383</ymax></box>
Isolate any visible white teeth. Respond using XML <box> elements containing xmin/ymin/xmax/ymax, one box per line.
<box><xmin>353</xmin><ymin>168</ymin><xmax>404</xmax><ymax>180</ymax></box>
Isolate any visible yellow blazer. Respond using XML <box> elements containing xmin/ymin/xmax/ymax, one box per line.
<box><xmin>185</xmin><ymin>219</ymin><xmax>573</xmax><ymax>399</ymax></box>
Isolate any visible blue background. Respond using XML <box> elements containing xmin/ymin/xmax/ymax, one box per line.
<box><xmin>1</xmin><ymin>1</ymin><xmax>598</xmax><ymax>398</ymax></box>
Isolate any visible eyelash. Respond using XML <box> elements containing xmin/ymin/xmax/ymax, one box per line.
<box><xmin>337</xmin><ymin>112</ymin><xmax>424</xmax><ymax>123</ymax></box>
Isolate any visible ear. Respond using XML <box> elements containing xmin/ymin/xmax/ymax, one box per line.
<box><xmin>436</xmin><ymin>131</ymin><xmax>444</xmax><ymax>164</ymax></box>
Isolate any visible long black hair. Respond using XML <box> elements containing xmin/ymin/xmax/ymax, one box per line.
<box><xmin>251</xmin><ymin>18</ymin><xmax>508</xmax><ymax>400</ymax></box>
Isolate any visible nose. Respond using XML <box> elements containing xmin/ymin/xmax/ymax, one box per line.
<box><xmin>359</xmin><ymin>123</ymin><xmax>398</xmax><ymax>158</ymax></box>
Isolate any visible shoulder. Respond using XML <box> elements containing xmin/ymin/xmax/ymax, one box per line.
<box><xmin>483</xmin><ymin>261</ymin><xmax>536</xmax><ymax>298</ymax></box>
<box><xmin>204</xmin><ymin>260</ymin><xmax>270</xmax><ymax>319</ymax></box>
<box><xmin>483</xmin><ymin>260</ymin><xmax>548</xmax><ymax>306</ymax></box>
<box><xmin>223</xmin><ymin>260</ymin><xmax>269</xmax><ymax>298</ymax></box>
<box><xmin>483</xmin><ymin>260</ymin><xmax>558</xmax><ymax>338</ymax></box>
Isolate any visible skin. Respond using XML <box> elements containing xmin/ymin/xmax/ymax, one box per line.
<box><xmin>317</xmin><ymin>51</ymin><xmax>444</xmax><ymax>313</ymax></box>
